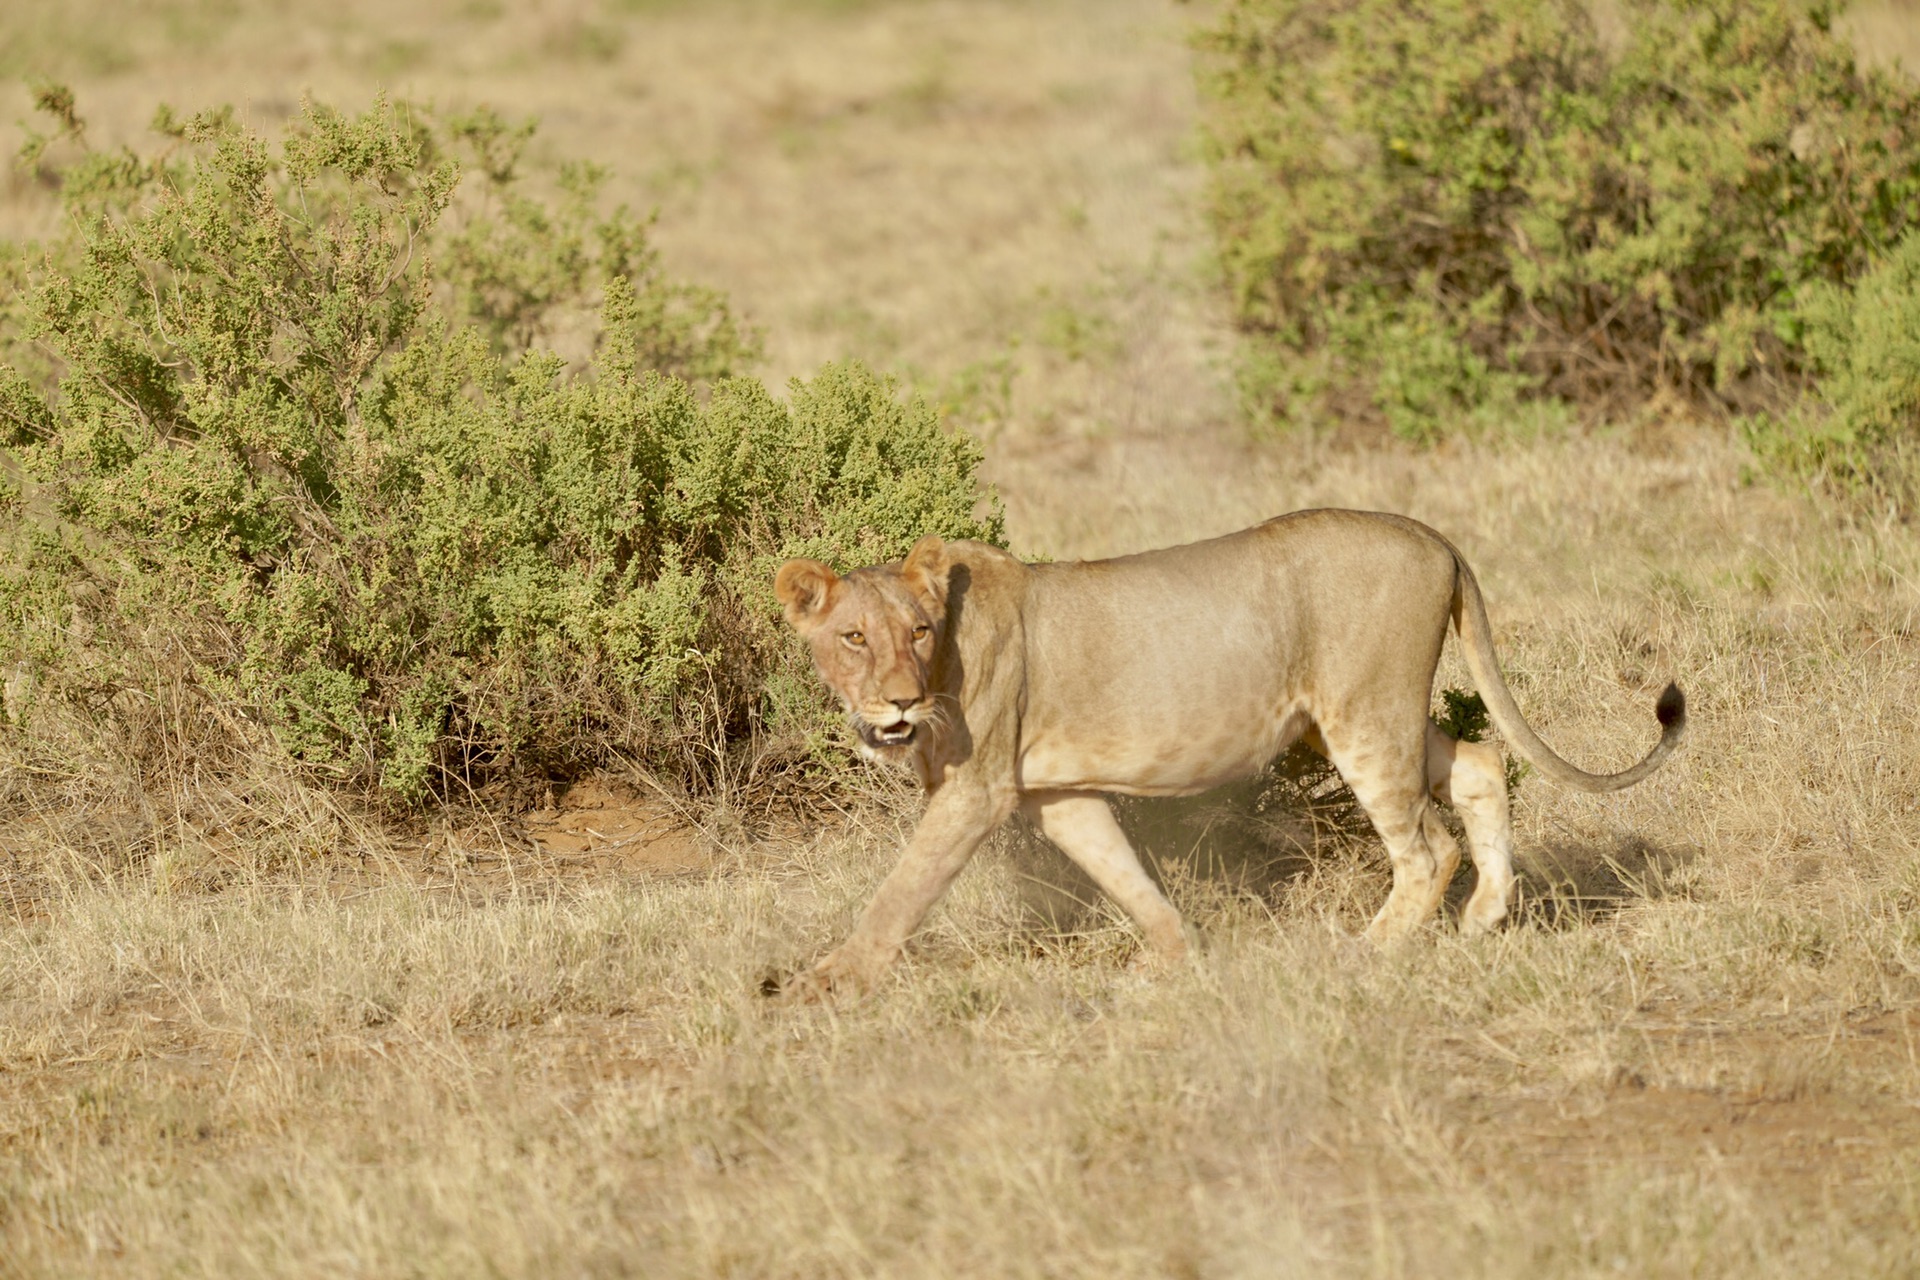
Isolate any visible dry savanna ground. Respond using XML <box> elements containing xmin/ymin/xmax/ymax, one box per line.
<box><xmin>7</xmin><ymin>1</ymin><xmax>1920</xmax><ymax>1276</ymax></box>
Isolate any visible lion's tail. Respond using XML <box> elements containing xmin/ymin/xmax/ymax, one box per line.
<box><xmin>1448</xmin><ymin>551</ymin><xmax>1686</xmax><ymax>793</ymax></box>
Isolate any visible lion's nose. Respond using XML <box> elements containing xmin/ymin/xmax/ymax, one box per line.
<box><xmin>889</xmin><ymin>696</ymin><xmax>919</xmax><ymax>713</ymax></box>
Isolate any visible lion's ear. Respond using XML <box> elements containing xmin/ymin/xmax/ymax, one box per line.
<box><xmin>902</xmin><ymin>535</ymin><xmax>951</xmax><ymax>615</ymax></box>
<box><xmin>775</xmin><ymin>558</ymin><xmax>841</xmax><ymax>631</ymax></box>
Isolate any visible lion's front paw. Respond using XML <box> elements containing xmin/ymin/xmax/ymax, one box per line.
<box><xmin>1125</xmin><ymin>924</ymin><xmax>1192</xmax><ymax>972</ymax></box>
<box><xmin>1113</xmin><ymin>924</ymin><xmax>1196</xmax><ymax>986</ymax></box>
<box><xmin>778</xmin><ymin>946</ymin><xmax>887</xmax><ymax>1004</ymax></box>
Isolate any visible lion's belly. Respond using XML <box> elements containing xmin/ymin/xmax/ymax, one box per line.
<box><xmin>1016</xmin><ymin>703</ymin><xmax>1310</xmax><ymax>797</ymax></box>
<box><xmin>1010</xmin><ymin>552</ymin><xmax>1312</xmax><ymax>796</ymax></box>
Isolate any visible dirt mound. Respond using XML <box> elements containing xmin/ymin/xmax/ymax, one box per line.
<box><xmin>520</xmin><ymin>776</ymin><xmax>710</xmax><ymax>873</ymax></box>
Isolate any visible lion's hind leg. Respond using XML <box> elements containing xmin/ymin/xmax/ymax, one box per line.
<box><xmin>1021</xmin><ymin>791</ymin><xmax>1189</xmax><ymax>963</ymax></box>
<box><xmin>1424</xmin><ymin>723</ymin><xmax>1515</xmax><ymax>935</ymax></box>
<box><xmin>1318</xmin><ymin>717</ymin><xmax>1462</xmax><ymax>944</ymax></box>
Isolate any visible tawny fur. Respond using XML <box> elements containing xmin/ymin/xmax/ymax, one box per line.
<box><xmin>774</xmin><ymin>511</ymin><xmax>1687</xmax><ymax>999</ymax></box>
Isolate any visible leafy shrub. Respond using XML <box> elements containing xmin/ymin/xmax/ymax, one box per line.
<box><xmin>1748</xmin><ymin>225</ymin><xmax>1920</xmax><ymax>510</ymax></box>
<box><xmin>0</xmin><ymin>94</ymin><xmax>1001</xmax><ymax>801</ymax></box>
<box><xmin>1199</xmin><ymin>0</ymin><xmax>1920</xmax><ymax>436</ymax></box>
<box><xmin>1435</xmin><ymin>687</ymin><xmax>1527</xmax><ymax>794</ymax></box>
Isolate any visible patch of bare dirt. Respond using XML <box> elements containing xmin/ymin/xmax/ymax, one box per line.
<box><xmin>1499</xmin><ymin>1086</ymin><xmax>1920</xmax><ymax>1187</ymax></box>
<box><xmin>1462</xmin><ymin>1009</ymin><xmax>1920</xmax><ymax>1200</ymax></box>
<box><xmin>518</xmin><ymin>775</ymin><xmax>711</xmax><ymax>874</ymax></box>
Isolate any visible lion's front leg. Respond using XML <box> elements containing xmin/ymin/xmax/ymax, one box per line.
<box><xmin>778</xmin><ymin>944</ymin><xmax>891</xmax><ymax>1004</ymax></box>
<box><xmin>784</xmin><ymin>778</ymin><xmax>1012</xmax><ymax>1002</ymax></box>
<box><xmin>1021</xmin><ymin>791</ymin><xmax>1190</xmax><ymax>963</ymax></box>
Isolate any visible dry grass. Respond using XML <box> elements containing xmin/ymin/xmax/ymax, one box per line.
<box><xmin>8</xmin><ymin>0</ymin><xmax>1920</xmax><ymax>1275</ymax></box>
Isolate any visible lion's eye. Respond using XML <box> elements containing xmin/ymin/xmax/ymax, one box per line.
<box><xmin>843</xmin><ymin>631</ymin><xmax>865</xmax><ymax>646</ymax></box>
<box><xmin>911</xmin><ymin>624</ymin><xmax>931</xmax><ymax>641</ymax></box>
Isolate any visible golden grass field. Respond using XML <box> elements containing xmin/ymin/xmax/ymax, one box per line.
<box><xmin>8</xmin><ymin>0</ymin><xmax>1920</xmax><ymax>1275</ymax></box>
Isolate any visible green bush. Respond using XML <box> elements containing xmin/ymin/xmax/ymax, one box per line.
<box><xmin>1199</xmin><ymin>0</ymin><xmax>1920</xmax><ymax>437</ymax></box>
<box><xmin>0</xmin><ymin>94</ymin><xmax>1002</xmax><ymax>801</ymax></box>
<box><xmin>1748</xmin><ymin>225</ymin><xmax>1920</xmax><ymax>508</ymax></box>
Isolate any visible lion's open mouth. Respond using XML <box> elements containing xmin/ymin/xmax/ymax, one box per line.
<box><xmin>860</xmin><ymin>719</ymin><xmax>917</xmax><ymax>748</ymax></box>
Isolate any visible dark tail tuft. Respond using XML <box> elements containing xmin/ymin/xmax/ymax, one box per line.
<box><xmin>1655</xmin><ymin>682</ymin><xmax>1686</xmax><ymax>728</ymax></box>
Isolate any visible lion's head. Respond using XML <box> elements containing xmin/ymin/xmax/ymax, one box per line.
<box><xmin>775</xmin><ymin>535</ymin><xmax>951</xmax><ymax>757</ymax></box>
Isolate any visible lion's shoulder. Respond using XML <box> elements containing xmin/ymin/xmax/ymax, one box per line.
<box><xmin>941</xmin><ymin>541</ymin><xmax>1032</xmax><ymax>600</ymax></box>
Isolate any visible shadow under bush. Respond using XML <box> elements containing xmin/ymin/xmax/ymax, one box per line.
<box><xmin>0</xmin><ymin>95</ymin><xmax>1003</xmax><ymax>805</ymax></box>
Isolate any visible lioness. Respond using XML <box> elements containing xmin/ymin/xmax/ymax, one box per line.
<box><xmin>775</xmin><ymin>509</ymin><xmax>1685</xmax><ymax>998</ymax></box>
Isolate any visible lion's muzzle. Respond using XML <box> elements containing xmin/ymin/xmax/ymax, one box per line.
<box><xmin>857</xmin><ymin>712</ymin><xmax>920</xmax><ymax>749</ymax></box>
